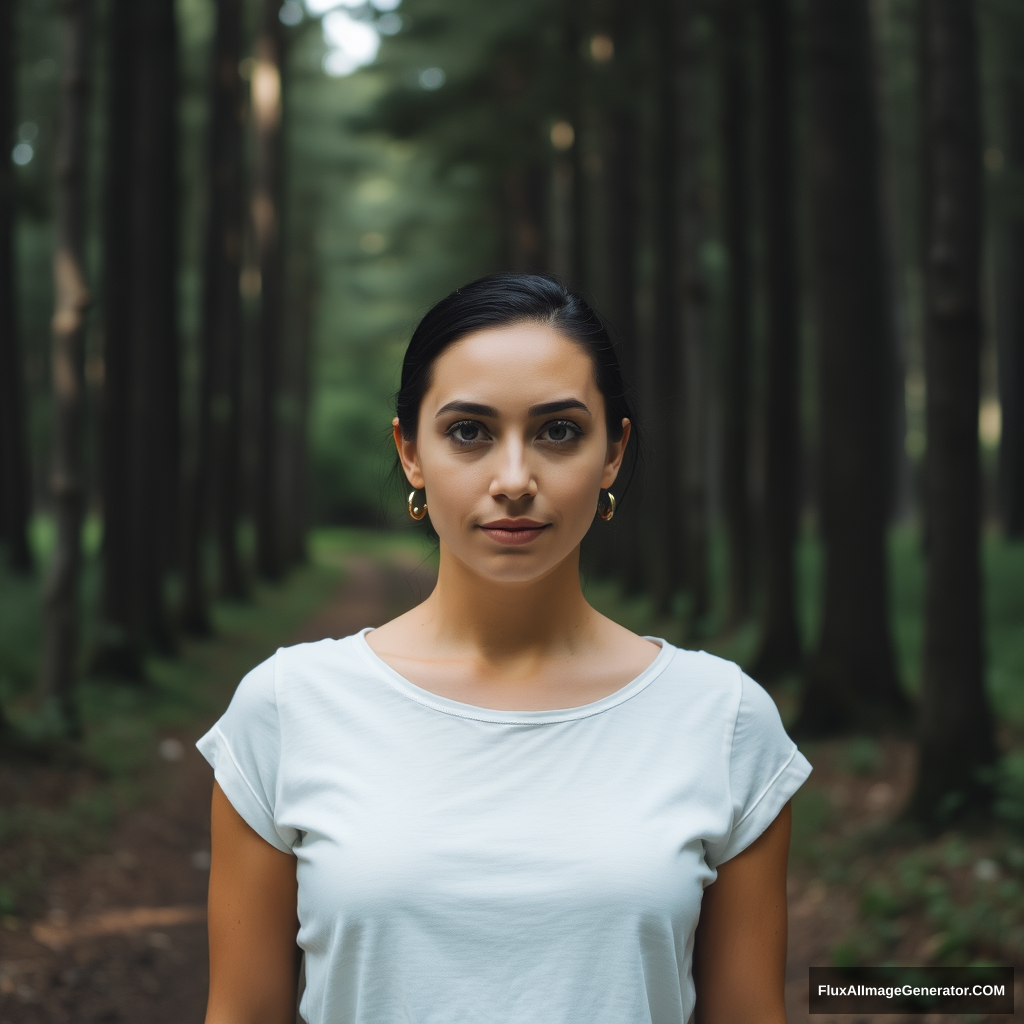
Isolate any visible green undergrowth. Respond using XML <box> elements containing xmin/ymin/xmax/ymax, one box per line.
<box><xmin>787</xmin><ymin>737</ymin><xmax>1024</xmax><ymax>970</ymax></box>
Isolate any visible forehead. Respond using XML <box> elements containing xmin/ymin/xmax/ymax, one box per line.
<box><xmin>426</xmin><ymin>322</ymin><xmax>597</xmax><ymax>404</ymax></box>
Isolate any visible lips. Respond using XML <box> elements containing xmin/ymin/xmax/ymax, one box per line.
<box><xmin>479</xmin><ymin>519</ymin><xmax>549</xmax><ymax>546</ymax></box>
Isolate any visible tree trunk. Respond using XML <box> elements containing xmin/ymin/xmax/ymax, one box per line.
<box><xmin>999</xmin><ymin>225</ymin><xmax>1024</xmax><ymax>538</ymax></box>
<box><xmin>907</xmin><ymin>0</ymin><xmax>996</xmax><ymax>825</ymax></box>
<box><xmin>718</xmin><ymin>0</ymin><xmax>753</xmax><ymax>631</ymax></box>
<box><xmin>642</xmin><ymin>0</ymin><xmax>682</xmax><ymax>616</ymax></box>
<box><xmin>674</xmin><ymin>0</ymin><xmax>710</xmax><ymax>627</ymax></box>
<box><xmin>253</xmin><ymin>0</ymin><xmax>286</xmax><ymax>583</ymax></box>
<box><xmin>796</xmin><ymin>0</ymin><xmax>909</xmax><ymax>735</ymax></box>
<box><xmin>0</xmin><ymin>0</ymin><xmax>33</xmax><ymax>575</ymax></box>
<box><xmin>129</xmin><ymin>0</ymin><xmax>179</xmax><ymax>653</ymax></box>
<box><xmin>749</xmin><ymin>0</ymin><xmax>802</xmax><ymax>677</ymax></box>
<box><xmin>181</xmin><ymin>0</ymin><xmax>245</xmax><ymax>631</ymax></box>
<box><xmin>502</xmin><ymin>165</ymin><xmax>546</xmax><ymax>273</ymax></box>
<box><xmin>281</xmin><ymin>211</ymin><xmax>315</xmax><ymax>565</ymax></box>
<box><xmin>93</xmin><ymin>0</ymin><xmax>142</xmax><ymax>677</ymax></box>
<box><xmin>40</xmin><ymin>0</ymin><xmax>92</xmax><ymax>734</ymax></box>
<box><xmin>998</xmin><ymin>26</ymin><xmax>1024</xmax><ymax>539</ymax></box>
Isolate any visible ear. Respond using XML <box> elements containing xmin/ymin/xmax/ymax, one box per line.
<box><xmin>393</xmin><ymin>417</ymin><xmax>425</xmax><ymax>490</ymax></box>
<box><xmin>600</xmin><ymin>418</ymin><xmax>631</xmax><ymax>489</ymax></box>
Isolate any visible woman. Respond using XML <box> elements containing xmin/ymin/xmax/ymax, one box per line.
<box><xmin>198</xmin><ymin>274</ymin><xmax>811</xmax><ymax>1024</ymax></box>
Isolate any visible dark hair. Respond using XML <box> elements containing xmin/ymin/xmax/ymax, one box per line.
<box><xmin>396</xmin><ymin>274</ymin><xmax>641</xmax><ymax>490</ymax></box>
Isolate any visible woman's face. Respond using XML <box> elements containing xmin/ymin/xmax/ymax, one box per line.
<box><xmin>395</xmin><ymin>322</ymin><xmax>630</xmax><ymax>584</ymax></box>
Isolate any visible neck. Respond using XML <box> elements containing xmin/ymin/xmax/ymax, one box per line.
<box><xmin>421</xmin><ymin>542</ymin><xmax>595</xmax><ymax>661</ymax></box>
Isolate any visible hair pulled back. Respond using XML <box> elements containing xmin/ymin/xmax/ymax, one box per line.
<box><xmin>396</xmin><ymin>274</ymin><xmax>641</xmax><ymax>486</ymax></box>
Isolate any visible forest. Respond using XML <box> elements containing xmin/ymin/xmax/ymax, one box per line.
<box><xmin>1</xmin><ymin>0</ymin><xmax>1024</xmax><ymax>1011</ymax></box>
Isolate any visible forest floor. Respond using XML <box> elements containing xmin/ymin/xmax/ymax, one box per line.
<box><xmin>1</xmin><ymin>549</ymin><xmax>1021</xmax><ymax>1023</ymax></box>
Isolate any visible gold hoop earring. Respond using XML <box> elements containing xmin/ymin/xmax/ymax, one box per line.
<box><xmin>408</xmin><ymin>490</ymin><xmax>428</xmax><ymax>521</ymax></box>
<box><xmin>597</xmin><ymin>491</ymin><xmax>616</xmax><ymax>522</ymax></box>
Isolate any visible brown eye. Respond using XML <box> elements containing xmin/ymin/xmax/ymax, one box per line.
<box><xmin>447</xmin><ymin>421</ymin><xmax>486</xmax><ymax>445</ymax></box>
<box><xmin>539</xmin><ymin>420</ymin><xmax>582</xmax><ymax>444</ymax></box>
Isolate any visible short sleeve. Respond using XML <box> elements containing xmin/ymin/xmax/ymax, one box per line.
<box><xmin>704</xmin><ymin>670</ymin><xmax>812</xmax><ymax>868</ymax></box>
<box><xmin>196</xmin><ymin>651</ymin><xmax>297</xmax><ymax>853</ymax></box>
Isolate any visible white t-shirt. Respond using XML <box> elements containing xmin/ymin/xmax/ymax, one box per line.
<box><xmin>197</xmin><ymin>630</ymin><xmax>811</xmax><ymax>1024</ymax></box>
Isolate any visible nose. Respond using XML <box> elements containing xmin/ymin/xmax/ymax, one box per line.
<box><xmin>488</xmin><ymin>435</ymin><xmax>537</xmax><ymax>502</ymax></box>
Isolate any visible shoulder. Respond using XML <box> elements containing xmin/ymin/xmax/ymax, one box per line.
<box><xmin>652</xmin><ymin>645</ymin><xmax>789</xmax><ymax>742</ymax></box>
<box><xmin>228</xmin><ymin>632</ymin><xmax>374</xmax><ymax>712</ymax></box>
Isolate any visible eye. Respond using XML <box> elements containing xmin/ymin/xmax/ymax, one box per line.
<box><xmin>538</xmin><ymin>419</ymin><xmax>582</xmax><ymax>445</ymax></box>
<box><xmin>446</xmin><ymin>420</ymin><xmax>488</xmax><ymax>446</ymax></box>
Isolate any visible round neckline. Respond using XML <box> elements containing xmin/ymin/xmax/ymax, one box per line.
<box><xmin>353</xmin><ymin>628</ymin><xmax>674</xmax><ymax>725</ymax></box>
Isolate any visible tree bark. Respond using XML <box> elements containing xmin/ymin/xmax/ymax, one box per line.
<box><xmin>281</xmin><ymin>211</ymin><xmax>315</xmax><ymax>565</ymax></box>
<box><xmin>718</xmin><ymin>0</ymin><xmax>753</xmax><ymax>631</ymax></box>
<box><xmin>181</xmin><ymin>0</ymin><xmax>246</xmax><ymax>631</ymax></box>
<box><xmin>40</xmin><ymin>0</ymin><xmax>92</xmax><ymax>734</ymax></box>
<box><xmin>597</xmin><ymin>0</ymin><xmax>644</xmax><ymax>593</ymax></box>
<box><xmin>749</xmin><ymin>0</ymin><xmax>802</xmax><ymax>677</ymax></box>
<box><xmin>998</xmin><ymin>26</ymin><xmax>1024</xmax><ymax>539</ymax></box>
<box><xmin>908</xmin><ymin>0</ymin><xmax>996</xmax><ymax>824</ymax></box>
<box><xmin>253</xmin><ymin>0</ymin><xmax>286</xmax><ymax>583</ymax></box>
<box><xmin>502</xmin><ymin>165</ymin><xmax>546</xmax><ymax>274</ymax></box>
<box><xmin>93</xmin><ymin>0</ymin><xmax>143</xmax><ymax>677</ymax></box>
<box><xmin>796</xmin><ymin>0</ymin><xmax>909</xmax><ymax>735</ymax></box>
<box><xmin>641</xmin><ymin>0</ymin><xmax>682</xmax><ymax>616</ymax></box>
<box><xmin>674</xmin><ymin>0</ymin><xmax>710</xmax><ymax>627</ymax></box>
<box><xmin>0</xmin><ymin>0</ymin><xmax>33</xmax><ymax>575</ymax></box>
<box><xmin>129</xmin><ymin>0</ymin><xmax>179</xmax><ymax>653</ymax></box>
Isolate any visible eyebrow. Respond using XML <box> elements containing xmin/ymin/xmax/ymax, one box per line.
<box><xmin>435</xmin><ymin>398</ymin><xmax>591</xmax><ymax>419</ymax></box>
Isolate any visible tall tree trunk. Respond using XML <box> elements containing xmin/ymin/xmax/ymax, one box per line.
<box><xmin>0</xmin><ymin>0</ymin><xmax>33</xmax><ymax>575</ymax></box>
<box><xmin>675</xmin><ymin>0</ymin><xmax>710</xmax><ymax>627</ymax></box>
<box><xmin>40</xmin><ymin>0</ymin><xmax>92</xmax><ymax>734</ymax></box>
<box><xmin>130</xmin><ymin>0</ymin><xmax>179</xmax><ymax>653</ymax></box>
<box><xmin>596</xmin><ymin>2</ymin><xmax>644</xmax><ymax>594</ymax></box>
<box><xmin>796</xmin><ymin>0</ymin><xmax>909</xmax><ymax>735</ymax></box>
<box><xmin>281</xmin><ymin>211</ymin><xmax>315</xmax><ymax>565</ymax></box>
<box><xmin>749</xmin><ymin>0</ymin><xmax>802</xmax><ymax>677</ymax></box>
<box><xmin>908</xmin><ymin>0</ymin><xmax>996</xmax><ymax>824</ymax></box>
<box><xmin>998</xmin><ymin>27</ymin><xmax>1024</xmax><ymax>539</ymax></box>
<box><xmin>93</xmin><ymin>0</ymin><xmax>142</xmax><ymax>677</ymax></box>
<box><xmin>253</xmin><ymin>0</ymin><xmax>286</xmax><ymax>582</ymax></box>
<box><xmin>566</xmin><ymin>0</ymin><xmax>588</xmax><ymax>296</ymax></box>
<box><xmin>181</xmin><ymin>0</ymin><xmax>245</xmax><ymax>631</ymax></box>
<box><xmin>718</xmin><ymin>0</ymin><xmax>753</xmax><ymax>631</ymax></box>
<box><xmin>641</xmin><ymin>0</ymin><xmax>682</xmax><ymax>616</ymax></box>
<box><xmin>502</xmin><ymin>165</ymin><xmax>546</xmax><ymax>273</ymax></box>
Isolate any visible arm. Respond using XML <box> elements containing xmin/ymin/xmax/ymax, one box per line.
<box><xmin>205</xmin><ymin>782</ymin><xmax>301</xmax><ymax>1024</ymax></box>
<box><xmin>693</xmin><ymin>801</ymin><xmax>792</xmax><ymax>1024</ymax></box>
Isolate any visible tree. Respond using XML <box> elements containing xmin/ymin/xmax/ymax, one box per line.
<box><xmin>93</xmin><ymin>0</ymin><xmax>143</xmax><ymax>677</ymax></box>
<box><xmin>997</xmin><ymin>8</ymin><xmax>1024</xmax><ymax>539</ymax></box>
<box><xmin>130</xmin><ymin>0</ymin><xmax>179</xmax><ymax>653</ymax></box>
<box><xmin>717</xmin><ymin>0</ymin><xmax>753</xmax><ymax>631</ymax></box>
<box><xmin>749</xmin><ymin>0</ymin><xmax>802</xmax><ymax>677</ymax></box>
<box><xmin>40</xmin><ymin>0</ymin><xmax>92</xmax><ymax>733</ymax></box>
<box><xmin>908</xmin><ymin>0</ymin><xmax>996</xmax><ymax>824</ymax></box>
<box><xmin>672</xmin><ymin>0</ymin><xmax>710</xmax><ymax>626</ymax></box>
<box><xmin>0</xmin><ymin>0</ymin><xmax>33</xmax><ymax>575</ymax></box>
<box><xmin>796</xmin><ymin>0</ymin><xmax>909</xmax><ymax>735</ymax></box>
<box><xmin>592</xmin><ymin>0</ymin><xmax>644</xmax><ymax>590</ymax></box>
<box><xmin>640</xmin><ymin>0</ymin><xmax>682</xmax><ymax>616</ymax></box>
<box><xmin>181</xmin><ymin>0</ymin><xmax>246</xmax><ymax>631</ymax></box>
<box><xmin>253</xmin><ymin>0</ymin><xmax>287</xmax><ymax>582</ymax></box>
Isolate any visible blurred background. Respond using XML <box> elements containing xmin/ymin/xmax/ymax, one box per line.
<box><xmin>1</xmin><ymin>0</ymin><xmax>1024</xmax><ymax>1020</ymax></box>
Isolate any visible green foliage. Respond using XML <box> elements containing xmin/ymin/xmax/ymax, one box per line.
<box><xmin>831</xmin><ymin>839</ymin><xmax>1024</xmax><ymax>966</ymax></box>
